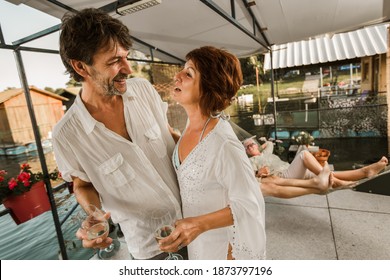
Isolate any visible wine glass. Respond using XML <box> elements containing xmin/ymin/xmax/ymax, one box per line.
<box><xmin>97</xmin><ymin>218</ymin><xmax>121</xmax><ymax>260</ymax></box>
<box><xmin>77</xmin><ymin>205</ymin><xmax>119</xmax><ymax>259</ymax></box>
<box><xmin>151</xmin><ymin>208</ymin><xmax>183</xmax><ymax>260</ymax></box>
<box><xmin>79</xmin><ymin>204</ymin><xmax>109</xmax><ymax>241</ymax></box>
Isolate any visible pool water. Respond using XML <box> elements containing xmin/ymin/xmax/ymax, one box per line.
<box><xmin>0</xmin><ymin>188</ymin><xmax>95</xmax><ymax>260</ymax></box>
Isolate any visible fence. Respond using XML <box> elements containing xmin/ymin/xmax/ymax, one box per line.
<box><xmin>260</xmin><ymin>91</ymin><xmax>388</xmax><ymax>139</ymax></box>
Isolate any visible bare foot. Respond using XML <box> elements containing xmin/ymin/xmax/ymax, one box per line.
<box><xmin>332</xmin><ymin>177</ymin><xmax>355</xmax><ymax>189</ymax></box>
<box><xmin>362</xmin><ymin>156</ymin><xmax>388</xmax><ymax>178</ymax></box>
<box><xmin>313</xmin><ymin>162</ymin><xmax>331</xmax><ymax>194</ymax></box>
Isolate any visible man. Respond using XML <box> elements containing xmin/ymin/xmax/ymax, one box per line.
<box><xmin>243</xmin><ymin>137</ymin><xmax>388</xmax><ymax>195</ymax></box>
<box><xmin>242</xmin><ymin>137</ymin><xmax>331</xmax><ymax>197</ymax></box>
<box><xmin>53</xmin><ymin>8</ymin><xmax>183</xmax><ymax>260</ymax></box>
<box><xmin>243</xmin><ymin>137</ymin><xmax>289</xmax><ymax>178</ymax></box>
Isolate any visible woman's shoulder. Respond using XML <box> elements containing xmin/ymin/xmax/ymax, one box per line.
<box><xmin>212</xmin><ymin>120</ymin><xmax>244</xmax><ymax>148</ymax></box>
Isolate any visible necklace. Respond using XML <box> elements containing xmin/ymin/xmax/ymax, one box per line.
<box><xmin>199</xmin><ymin>117</ymin><xmax>212</xmax><ymax>143</ymax></box>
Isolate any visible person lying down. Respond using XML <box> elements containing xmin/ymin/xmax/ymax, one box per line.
<box><xmin>242</xmin><ymin>137</ymin><xmax>388</xmax><ymax>198</ymax></box>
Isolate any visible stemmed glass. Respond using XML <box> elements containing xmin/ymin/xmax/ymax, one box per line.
<box><xmin>76</xmin><ymin>204</ymin><xmax>119</xmax><ymax>259</ymax></box>
<box><xmin>97</xmin><ymin>218</ymin><xmax>121</xmax><ymax>259</ymax></box>
<box><xmin>79</xmin><ymin>204</ymin><xmax>110</xmax><ymax>241</ymax></box>
<box><xmin>151</xmin><ymin>208</ymin><xmax>183</xmax><ymax>260</ymax></box>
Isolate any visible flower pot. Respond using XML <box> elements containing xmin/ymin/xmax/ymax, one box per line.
<box><xmin>313</xmin><ymin>149</ymin><xmax>330</xmax><ymax>167</ymax></box>
<box><xmin>2</xmin><ymin>181</ymin><xmax>51</xmax><ymax>225</ymax></box>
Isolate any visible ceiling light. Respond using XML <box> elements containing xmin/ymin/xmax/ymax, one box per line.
<box><xmin>116</xmin><ymin>0</ymin><xmax>162</xmax><ymax>15</ymax></box>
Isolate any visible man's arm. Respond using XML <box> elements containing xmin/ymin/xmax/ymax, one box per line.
<box><xmin>72</xmin><ymin>176</ymin><xmax>101</xmax><ymax>210</ymax></box>
<box><xmin>262</xmin><ymin>141</ymin><xmax>274</xmax><ymax>155</ymax></box>
<box><xmin>168</xmin><ymin>124</ymin><xmax>181</xmax><ymax>143</ymax></box>
<box><xmin>72</xmin><ymin>177</ymin><xmax>113</xmax><ymax>249</ymax></box>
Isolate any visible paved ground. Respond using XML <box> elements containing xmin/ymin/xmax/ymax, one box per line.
<box><xmin>100</xmin><ymin>173</ymin><xmax>390</xmax><ymax>260</ymax></box>
<box><xmin>264</xmin><ymin>187</ymin><xmax>390</xmax><ymax>259</ymax></box>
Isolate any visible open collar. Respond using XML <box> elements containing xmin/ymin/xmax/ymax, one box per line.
<box><xmin>74</xmin><ymin>88</ymin><xmax>135</xmax><ymax>134</ymax></box>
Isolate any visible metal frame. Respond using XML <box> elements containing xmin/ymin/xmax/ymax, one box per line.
<box><xmin>0</xmin><ymin>1</ymin><xmax>183</xmax><ymax>261</ymax></box>
<box><xmin>0</xmin><ymin>0</ymin><xmax>280</xmax><ymax>259</ymax></box>
<box><xmin>200</xmin><ymin>0</ymin><xmax>278</xmax><ymax>137</ymax></box>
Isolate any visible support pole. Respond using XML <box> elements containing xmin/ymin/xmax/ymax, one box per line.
<box><xmin>269</xmin><ymin>49</ymin><xmax>278</xmax><ymax>139</ymax></box>
<box><xmin>386</xmin><ymin>26</ymin><xmax>390</xmax><ymax>156</ymax></box>
<box><xmin>350</xmin><ymin>63</ymin><xmax>353</xmax><ymax>94</ymax></box>
<box><xmin>14</xmin><ymin>49</ymin><xmax>68</xmax><ymax>260</ymax></box>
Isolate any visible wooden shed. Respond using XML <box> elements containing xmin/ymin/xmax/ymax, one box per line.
<box><xmin>0</xmin><ymin>86</ymin><xmax>68</xmax><ymax>145</ymax></box>
<box><xmin>60</xmin><ymin>86</ymin><xmax>80</xmax><ymax>110</ymax></box>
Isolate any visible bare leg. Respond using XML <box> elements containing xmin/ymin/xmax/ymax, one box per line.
<box><xmin>301</xmin><ymin>152</ymin><xmax>388</xmax><ymax>184</ymax></box>
<box><xmin>280</xmin><ymin>150</ymin><xmax>321</xmax><ymax>179</ymax></box>
<box><xmin>333</xmin><ymin>156</ymin><xmax>388</xmax><ymax>180</ymax></box>
<box><xmin>329</xmin><ymin>173</ymin><xmax>354</xmax><ymax>189</ymax></box>
<box><xmin>260</xmin><ymin>182</ymin><xmax>318</xmax><ymax>198</ymax></box>
<box><xmin>261</xmin><ymin>163</ymin><xmax>332</xmax><ymax>197</ymax></box>
<box><xmin>300</xmin><ymin>150</ymin><xmax>323</xmax><ymax>175</ymax></box>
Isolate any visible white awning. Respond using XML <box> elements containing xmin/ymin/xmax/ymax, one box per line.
<box><xmin>4</xmin><ymin>0</ymin><xmax>390</xmax><ymax>63</ymax></box>
<box><xmin>264</xmin><ymin>23</ymin><xmax>389</xmax><ymax>70</ymax></box>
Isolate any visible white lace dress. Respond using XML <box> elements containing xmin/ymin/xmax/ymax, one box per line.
<box><xmin>173</xmin><ymin>119</ymin><xmax>266</xmax><ymax>260</ymax></box>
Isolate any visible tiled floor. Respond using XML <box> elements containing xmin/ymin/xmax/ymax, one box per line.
<box><xmin>90</xmin><ymin>237</ymin><xmax>132</xmax><ymax>260</ymax></box>
<box><xmin>98</xmin><ymin>171</ymin><xmax>390</xmax><ymax>261</ymax></box>
<box><xmin>264</xmin><ymin>187</ymin><xmax>390</xmax><ymax>260</ymax></box>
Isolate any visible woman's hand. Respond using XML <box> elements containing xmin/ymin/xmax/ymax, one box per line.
<box><xmin>159</xmin><ymin>207</ymin><xmax>233</xmax><ymax>252</ymax></box>
<box><xmin>256</xmin><ymin>166</ymin><xmax>270</xmax><ymax>177</ymax></box>
<box><xmin>158</xmin><ymin>216</ymin><xmax>204</xmax><ymax>252</ymax></box>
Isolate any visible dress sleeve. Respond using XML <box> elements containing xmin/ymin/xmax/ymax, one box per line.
<box><xmin>215</xmin><ymin>140</ymin><xmax>266</xmax><ymax>259</ymax></box>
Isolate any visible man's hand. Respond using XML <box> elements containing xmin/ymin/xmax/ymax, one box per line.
<box><xmin>75</xmin><ymin>211</ymin><xmax>114</xmax><ymax>249</ymax></box>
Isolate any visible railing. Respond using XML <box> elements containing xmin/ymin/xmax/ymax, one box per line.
<box><xmin>261</xmin><ymin>91</ymin><xmax>388</xmax><ymax>138</ymax></box>
<box><xmin>0</xmin><ymin>181</ymin><xmax>79</xmax><ymax>259</ymax></box>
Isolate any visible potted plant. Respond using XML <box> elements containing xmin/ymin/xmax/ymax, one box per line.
<box><xmin>312</xmin><ymin>149</ymin><xmax>331</xmax><ymax>167</ymax></box>
<box><xmin>290</xmin><ymin>132</ymin><xmax>330</xmax><ymax>165</ymax></box>
<box><xmin>291</xmin><ymin>131</ymin><xmax>315</xmax><ymax>147</ymax></box>
<box><xmin>0</xmin><ymin>163</ymin><xmax>61</xmax><ymax>224</ymax></box>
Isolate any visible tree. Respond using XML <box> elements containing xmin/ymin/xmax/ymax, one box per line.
<box><xmin>44</xmin><ymin>87</ymin><xmax>55</xmax><ymax>93</ymax></box>
<box><xmin>239</xmin><ymin>54</ymin><xmax>265</xmax><ymax>85</ymax></box>
<box><xmin>239</xmin><ymin>57</ymin><xmax>256</xmax><ymax>85</ymax></box>
<box><xmin>66</xmin><ymin>78</ymin><xmax>82</xmax><ymax>87</ymax></box>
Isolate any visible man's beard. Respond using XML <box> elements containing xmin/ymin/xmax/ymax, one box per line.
<box><xmin>91</xmin><ymin>68</ymin><xmax>127</xmax><ymax>96</ymax></box>
<box><xmin>103</xmin><ymin>81</ymin><xmax>123</xmax><ymax>96</ymax></box>
<box><xmin>103</xmin><ymin>73</ymin><xmax>128</xmax><ymax>96</ymax></box>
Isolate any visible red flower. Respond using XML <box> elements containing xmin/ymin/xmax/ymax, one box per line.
<box><xmin>17</xmin><ymin>172</ymin><xmax>31</xmax><ymax>187</ymax></box>
<box><xmin>17</xmin><ymin>172</ymin><xmax>31</xmax><ymax>181</ymax></box>
<box><xmin>20</xmin><ymin>163</ymin><xmax>31</xmax><ymax>170</ymax></box>
<box><xmin>1</xmin><ymin>163</ymin><xmax>61</xmax><ymax>201</ymax></box>
<box><xmin>8</xmin><ymin>178</ymin><xmax>17</xmax><ymax>190</ymax></box>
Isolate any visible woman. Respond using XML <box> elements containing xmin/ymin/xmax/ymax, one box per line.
<box><xmin>163</xmin><ymin>46</ymin><xmax>265</xmax><ymax>260</ymax></box>
<box><xmin>244</xmin><ymin>138</ymin><xmax>388</xmax><ymax>188</ymax></box>
<box><xmin>158</xmin><ymin>46</ymin><xmax>334</xmax><ymax>259</ymax></box>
